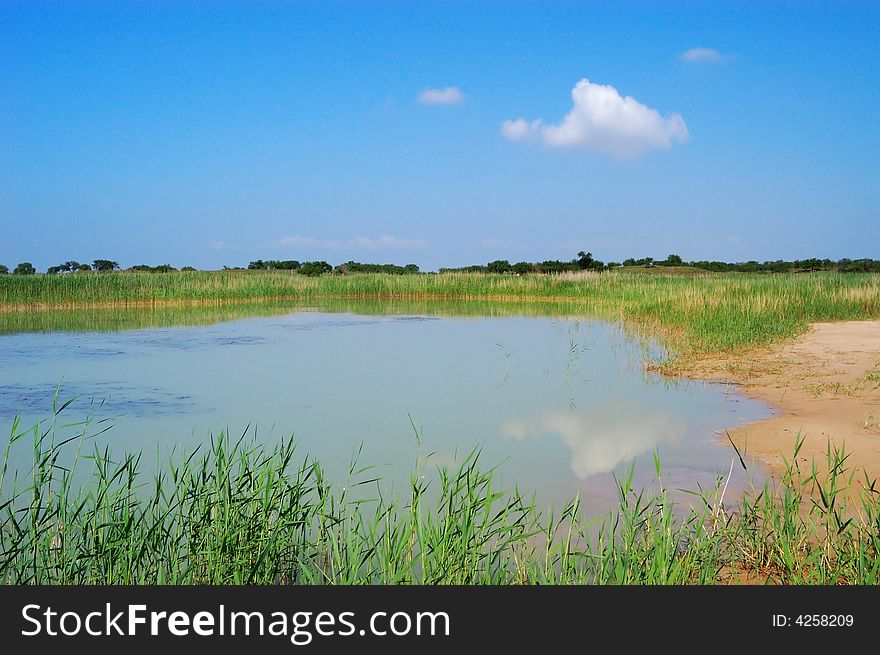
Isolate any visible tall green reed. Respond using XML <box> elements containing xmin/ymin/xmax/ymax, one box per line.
<box><xmin>2</xmin><ymin>406</ymin><xmax>878</xmax><ymax>585</ymax></box>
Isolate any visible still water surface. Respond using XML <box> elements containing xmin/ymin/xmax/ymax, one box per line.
<box><xmin>0</xmin><ymin>304</ymin><xmax>772</xmax><ymax>514</ymax></box>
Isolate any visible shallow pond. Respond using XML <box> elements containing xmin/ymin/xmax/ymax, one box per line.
<box><xmin>0</xmin><ymin>302</ymin><xmax>772</xmax><ymax>515</ymax></box>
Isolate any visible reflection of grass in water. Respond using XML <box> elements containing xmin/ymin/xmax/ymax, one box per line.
<box><xmin>2</xmin><ymin>408</ymin><xmax>878</xmax><ymax>584</ymax></box>
<box><xmin>0</xmin><ymin>297</ymin><xmax>615</xmax><ymax>335</ymax></box>
<box><xmin>0</xmin><ymin>302</ymin><xmax>304</xmax><ymax>335</ymax></box>
<box><xmin>3</xmin><ymin>270</ymin><xmax>878</xmax><ymax>355</ymax></box>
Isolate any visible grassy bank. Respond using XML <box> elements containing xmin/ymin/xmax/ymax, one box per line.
<box><xmin>2</xmin><ymin>413</ymin><xmax>879</xmax><ymax>585</ymax></box>
<box><xmin>2</xmin><ymin>270</ymin><xmax>879</xmax><ymax>353</ymax></box>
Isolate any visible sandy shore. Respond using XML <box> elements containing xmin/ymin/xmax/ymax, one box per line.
<box><xmin>681</xmin><ymin>320</ymin><xmax>880</xmax><ymax>483</ymax></box>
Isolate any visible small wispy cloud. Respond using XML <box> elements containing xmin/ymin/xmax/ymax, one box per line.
<box><xmin>500</xmin><ymin>119</ymin><xmax>542</xmax><ymax>142</ymax></box>
<box><xmin>209</xmin><ymin>241</ymin><xmax>228</xmax><ymax>250</ymax></box>
<box><xmin>348</xmin><ymin>234</ymin><xmax>428</xmax><ymax>249</ymax></box>
<box><xmin>279</xmin><ymin>236</ymin><xmax>338</xmax><ymax>248</ymax></box>
<box><xmin>418</xmin><ymin>86</ymin><xmax>464</xmax><ymax>105</ymax></box>
<box><xmin>501</xmin><ymin>78</ymin><xmax>688</xmax><ymax>159</ymax></box>
<box><xmin>681</xmin><ymin>47</ymin><xmax>724</xmax><ymax>63</ymax></box>
<box><xmin>280</xmin><ymin>234</ymin><xmax>427</xmax><ymax>250</ymax></box>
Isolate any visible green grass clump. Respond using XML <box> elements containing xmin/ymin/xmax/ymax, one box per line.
<box><xmin>2</xmin><ymin>409</ymin><xmax>878</xmax><ymax>585</ymax></box>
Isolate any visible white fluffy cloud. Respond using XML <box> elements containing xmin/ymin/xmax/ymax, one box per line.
<box><xmin>280</xmin><ymin>234</ymin><xmax>427</xmax><ymax>249</ymax></box>
<box><xmin>501</xmin><ymin>78</ymin><xmax>689</xmax><ymax>159</ymax></box>
<box><xmin>418</xmin><ymin>86</ymin><xmax>464</xmax><ymax>105</ymax></box>
<box><xmin>681</xmin><ymin>47</ymin><xmax>723</xmax><ymax>63</ymax></box>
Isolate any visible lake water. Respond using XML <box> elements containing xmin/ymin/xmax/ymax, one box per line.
<box><xmin>0</xmin><ymin>302</ymin><xmax>773</xmax><ymax>515</ymax></box>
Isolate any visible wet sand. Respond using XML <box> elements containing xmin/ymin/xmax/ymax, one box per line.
<box><xmin>682</xmin><ymin>321</ymin><xmax>880</xmax><ymax>483</ymax></box>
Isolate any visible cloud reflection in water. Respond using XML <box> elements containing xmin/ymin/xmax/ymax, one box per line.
<box><xmin>502</xmin><ymin>403</ymin><xmax>686</xmax><ymax>479</ymax></box>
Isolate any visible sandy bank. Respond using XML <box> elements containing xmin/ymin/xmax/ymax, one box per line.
<box><xmin>683</xmin><ymin>321</ymin><xmax>880</xmax><ymax>482</ymax></box>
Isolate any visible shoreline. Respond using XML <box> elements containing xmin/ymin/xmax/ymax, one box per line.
<box><xmin>679</xmin><ymin>320</ymin><xmax>880</xmax><ymax>484</ymax></box>
<box><xmin>2</xmin><ymin>291</ymin><xmax>878</xmax><ymax>484</ymax></box>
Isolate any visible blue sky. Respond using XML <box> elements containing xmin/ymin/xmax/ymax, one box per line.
<box><xmin>2</xmin><ymin>1</ymin><xmax>878</xmax><ymax>271</ymax></box>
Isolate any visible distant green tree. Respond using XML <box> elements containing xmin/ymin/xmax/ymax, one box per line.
<box><xmin>576</xmin><ymin>251</ymin><xmax>606</xmax><ymax>271</ymax></box>
<box><xmin>298</xmin><ymin>261</ymin><xmax>332</xmax><ymax>277</ymax></box>
<box><xmin>0</xmin><ymin>264</ymin><xmax>8</xmax><ymax>275</ymax></box>
<box><xmin>535</xmin><ymin>260</ymin><xmax>579</xmax><ymax>273</ymax></box>
<box><xmin>576</xmin><ymin>251</ymin><xmax>594</xmax><ymax>269</ymax></box>
<box><xmin>661</xmin><ymin>254</ymin><xmax>683</xmax><ymax>266</ymax></box>
<box><xmin>153</xmin><ymin>264</ymin><xmax>176</xmax><ymax>273</ymax></box>
<box><xmin>606</xmin><ymin>262</ymin><xmax>621</xmax><ymax>269</ymax></box>
<box><xmin>486</xmin><ymin>259</ymin><xmax>512</xmax><ymax>273</ymax></box>
<box><xmin>512</xmin><ymin>261</ymin><xmax>533</xmax><ymax>275</ymax></box>
<box><xmin>76</xmin><ymin>263</ymin><xmax>91</xmax><ymax>271</ymax></box>
<box><xmin>129</xmin><ymin>264</ymin><xmax>152</xmax><ymax>272</ymax></box>
<box><xmin>13</xmin><ymin>262</ymin><xmax>36</xmax><ymax>275</ymax></box>
<box><xmin>93</xmin><ymin>259</ymin><xmax>119</xmax><ymax>272</ymax></box>
<box><xmin>180</xmin><ymin>266</ymin><xmax>198</xmax><ymax>272</ymax></box>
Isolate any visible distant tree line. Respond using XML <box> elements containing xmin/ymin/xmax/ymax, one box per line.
<box><xmin>43</xmin><ymin>259</ymin><xmax>122</xmax><ymax>274</ymax></box>
<box><xmin>683</xmin><ymin>258</ymin><xmax>880</xmax><ymax>273</ymax></box>
<box><xmin>247</xmin><ymin>260</ymin><xmax>302</xmax><ymax>271</ymax></box>
<box><xmin>246</xmin><ymin>260</ymin><xmax>333</xmax><ymax>276</ymax></box>
<box><xmin>440</xmin><ymin>251</ymin><xmax>609</xmax><ymax>274</ymax></box>
<box><xmin>441</xmin><ymin>260</ymin><xmax>581</xmax><ymax>274</ymax></box>
<box><xmin>46</xmin><ymin>260</ymin><xmax>92</xmax><ymax>274</ymax></box>
<box><xmin>836</xmin><ymin>259</ymin><xmax>880</xmax><ymax>273</ymax></box>
<box><xmin>44</xmin><ymin>260</ymin><xmax>195</xmax><ymax>274</ymax></box>
<box><xmin>127</xmin><ymin>264</ymin><xmax>198</xmax><ymax>273</ymax></box>
<box><xmin>440</xmin><ymin>253</ymin><xmax>880</xmax><ymax>275</ymax></box>
<box><xmin>248</xmin><ymin>260</ymin><xmax>418</xmax><ymax>276</ymax></box>
<box><xmin>3</xmin><ymin>253</ymin><xmax>880</xmax><ymax>277</ymax></box>
<box><xmin>334</xmin><ymin>261</ymin><xmax>419</xmax><ymax>275</ymax></box>
<box><xmin>0</xmin><ymin>260</ymin><xmax>202</xmax><ymax>275</ymax></box>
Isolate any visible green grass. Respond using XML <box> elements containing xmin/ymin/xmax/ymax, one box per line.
<box><xmin>2</xmin><ymin>409</ymin><xmax>878</xmax><ymax>585</ymax></box>
<box><xmin>615</xmin><ymin>265</ymin><xmax>713</xmax><ymax>276</ymax></box>
<box><xmin>2</xmin><ymin>270</ymin><xmax>879</xmax><ymax>354</ymax></box>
